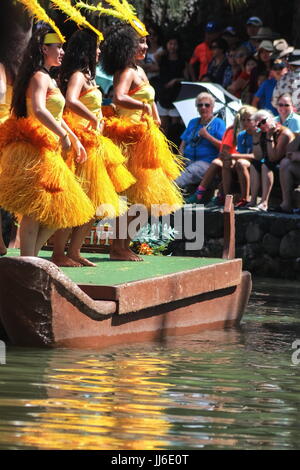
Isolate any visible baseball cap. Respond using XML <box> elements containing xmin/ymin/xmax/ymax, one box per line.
<box><xmin>223</xmin><ymin>26</ymin><xmax>237</xmax><ymax>37</ymax></box>
<box><xmin>205</xmin><ymin>21</ymin><xmax>220</xmax><ymax>33</ymax></box>
<box><xmin>271</xmin><ymin>59</ymin><xmax>286</xmax><ymax>70</ymax></box>
<box><xmin>246</xmin><ymin>16</ymin><xmax>263</xmax><ymax>27</ymax></box>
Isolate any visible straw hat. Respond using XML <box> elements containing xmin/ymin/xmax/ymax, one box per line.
<box><xmin>251</xmin><ymin>27</ymin><xmax>278</xmax><ymax>40</ymax></box>
<box><xmin>272</xmin><ymin>39</ymin><xmax>294</xmax><ymax>59</ymax></box>
<box><xmin>255</xmin><ymin>40</ymin><xmax>274</xmax><ymax>55</ymax></box>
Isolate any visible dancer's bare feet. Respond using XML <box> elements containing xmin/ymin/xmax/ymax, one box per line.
<box><xmin>110</xmin><ymin>247</ymin><xmax>143</xmax><ymax>261</ymax></box>
<box><xmin>67</xmin><ymin>255</ymin><xmax>97</xmax><ymax>267</ymax></box>
<box><xmin>51</xmin><ymin>254</ymin><xmax>82</xmax><ymax>267</ymax></box>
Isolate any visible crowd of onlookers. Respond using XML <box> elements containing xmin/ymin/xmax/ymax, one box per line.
<box><xmin>137</xmin><ymin>16</ymin><xmax>300</xmax><ymax>213</ymax></box>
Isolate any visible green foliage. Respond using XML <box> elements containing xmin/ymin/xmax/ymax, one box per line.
<box><xmin>131</xmin><ymin>222</ymin><xmax>179</xmax><ymax>255</ymax></box>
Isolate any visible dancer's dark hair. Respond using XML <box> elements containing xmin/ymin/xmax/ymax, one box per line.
<box><xmin>0</xmin><ymin>0</ymin><xmax>32</xmax><ymax>83</ymax></box>
<box><xmin>59</xmin><ymin>29</ymin><xmax>98</xmax><ymax>96</ymax></box>
<box><xmin>101</xmin><ymin>23</ymin><xmax>140</xmax><ymax>75</ymax></box>
<box><xmin>11</xmin><ymin>25</ymin><xmax>54</xmax><ymax>118</ymax></box>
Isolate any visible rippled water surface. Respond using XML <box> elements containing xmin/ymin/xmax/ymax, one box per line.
<box><xmin>0</xmin><ymin>278</ymin><xmax>300</xmax><ymax>450</ymax></box>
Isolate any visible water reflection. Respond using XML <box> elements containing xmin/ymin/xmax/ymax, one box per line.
<box><xmin>0</xmin><ymin>278</ymin><xmax>300</xmax><ymax>450</ymax></box>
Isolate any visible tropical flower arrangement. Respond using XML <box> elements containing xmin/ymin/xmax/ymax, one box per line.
<box><xmin>130</xmin><ymin>222</ymin><xmax>178</xmax><ymax>256</ymax></box>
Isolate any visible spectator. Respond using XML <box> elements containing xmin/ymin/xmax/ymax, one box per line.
<box><xmin>221</xmin><ymin>26</ymin><xmax>240</xmax><ymax>49</ymax></box>
<box><xmin>227</xmin><ymin>46</ymin><xmax>250</xmax><ymax>97</ymax></box>
<box><xmin>176</xmin><ymin>92</ymin><xmax>226</xmax><ymax>193</ymax></box>
<box><xmin>248</xmin><ymin>109</ymin><xmax>294</xmax><ymax>211</ymax></box>
<box><xmin>278</xmin><ymin>135</ymin><xmax>300</xmax><ymax>213</ymax></box>
<box><xmin>222</xmin><ymin>45</ymin><xmax>240</xmax><ymax>89</ymax></box>
<box><xmin>240</xmin><ymin>55</ymin><xmax>259</xmax><ymax>103</ymax></box>
<box><xmin>207</xmin><ymin>37</ymin><xmax>228</xmax><ymax>85</ymax></box>
<box><xmin>252</xmin><ymin>59</ymin><xmax>287</xmax><ymax>114</ymax></box>
<box><xmin>272</xmin><ymin>52</ymin><xmax>300</xmax><ymax>113</ymax></box>
<box><xmin>186</xmin><ymin>105</ymin><xmax>257</xmax><ymax>207</ymax></box>
<box><xmin>242</xmin><ymin>16</ymin><xmax>263</xmax><ymax>55</ymax></box>
<box><xmin>156</xmin><ymin>34</ymin><xmax>187</xmax><ymax>136</ymax></box>
<box><xmin>275</xmin><ymin>92</ymin><xmax>300</xmax><ymax>133</ymax></box>
<box><xmin>188</xmin><ymin>21</ymin><xmax>221</xmax><ymax>81</ymax></box>
<box><xmin>223</xmin><ymin>105</ymin><xmax>258</xmax><ymax>208</ymax></box>
<box><xmin>249</xmin><ymin>40</ymin><xmax>274</xmax><ymax>95</ymax></box>
<box><xmin>272</xmin><ymin>39</ymin><xmax>294</xmax><ymax>62</ymax></box>
<box><xmin>249</xmin><ymin>26</ymin><xmax>276</xmax><ymax>48</ymax></box>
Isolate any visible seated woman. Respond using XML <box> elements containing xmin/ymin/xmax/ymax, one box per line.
<box><xmin>176</xmin><ymin>92</ymin><xmax>226</xmax><ymax>194</ymax></box>
<box><xmin>187</xmin><ymin>105</ymin><xmax>257</xmax><ymax>207</ymax></box>
<box><xmin>275</xmin><ymin>92</ymin><xmax>300</xmax><ymax>133</ymax></box>
<box><xmin>248</xmin><ymin>109</ymin><xmax>294</xmax><ymax>211</ymax></box>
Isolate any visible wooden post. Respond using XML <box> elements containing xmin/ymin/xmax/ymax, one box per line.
<box><xmin>222</xmin><ymin>194</ymin><xmax>235</xmax><ymax>260</ymax></box>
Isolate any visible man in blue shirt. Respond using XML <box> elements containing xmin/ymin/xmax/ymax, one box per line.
<box><xmin>252</xmin><ymin>56</ymin><xmax>287</xmax><ymax>116</ymax></box>
<box><xmin>176</xmin><ymin>92</ymin><xmax>226</xmax><ymax>191</ymax></box>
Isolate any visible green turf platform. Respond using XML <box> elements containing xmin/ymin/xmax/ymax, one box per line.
<box><xmin>6</xmin><ymin>248</ymin><xmax>226</xmax><ymax>286</ymax></box>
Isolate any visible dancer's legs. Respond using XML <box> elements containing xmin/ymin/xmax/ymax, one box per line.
<box><xmin>51</xmin><ymin>228</ymin><xmax>81</xmax><ymax>267</ymax></box>
<box><xmin>35</xmin><ymin>226</ymin><xmax>56</xmax><ymax>257</ymax></box>
<box><xmin>19</xmin><ymin>216</ymin><xmax>39</xmax><ymax>256</ymax></box>
<box><xmin>67</xmin><ymin>219</ymin><xmax>96</xmax><ymax>267</ymax></box>
<box><xmin>110</xmin><ymin>214</ymin><xmax>143</xmax><ymax>261</ymax></box>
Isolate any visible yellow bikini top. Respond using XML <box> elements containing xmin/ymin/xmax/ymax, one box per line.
<box><xmin>70</xmin><ymin>86</ymin><xmax>102</xmax><ymax>127</ymax></box>
<box><xmin>115</xmin><ymin>81</ymin><xmax>155</xmax><ymax>122</ymax></box>
<box><xmin>0</xmin><ymin>84</ymin><xmax>13</xmax><ymax>123</ymax></box>
<box><xmin>27</xmin><ymin>88</ymin><xmax>65</xmax><ymax>122</ymax></box>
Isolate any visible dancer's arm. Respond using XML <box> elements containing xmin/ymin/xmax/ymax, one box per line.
<box><xmin>60</xmin><ymin>119</ymin><xmax>87</xmax><ymax>163</ymax></box>
<box><xmin>65</xmin><ymin>71</ymin><xmax>100</xmax><ymax>130</ymax></box>
<box><xmin>114</xmin><ymin>68</ymin><xmax>152</xmax><ymax>115</ymax></box>
<box><xmin>30</xmin><ymin>72</ymin><xmax>86</xmax><ymax>161</ymax></box>
<box><xmin>151</xmin><ymin>102</ymin><xmax>161</xmax><ymax>126</ymax></box>
<box><xmin>30</xmin><ymin>72</ymin><xmax>69</xmax><ymax>141</ymax></box>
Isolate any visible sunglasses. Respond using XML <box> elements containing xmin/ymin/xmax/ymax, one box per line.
<box><xmin>197</xmin><ymin>103</ymin><xmax>211</xmax><ymax>108</ymax></box>
<box><xmin>257</xmin><ymin>118</ymin><xmax>268</xmax><ymax>127</ymax></box>
<box><xmin>235</xmin><ymin>53</ymin><xmax>246</xmax><ymax>58</ymax></box>
<box><xmin>278</xmin><ymin>103</ymin><xmax>291</xmax><ymax>107</ymax></box>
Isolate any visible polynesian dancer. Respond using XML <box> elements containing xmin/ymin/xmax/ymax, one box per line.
<box><xmin>0</xmin><ymin>13</ymin><xmax>95</xmax><ymax>257</ymax></box>
<box><xmin>0</xmin><ymin>0</ymin><xmax>32</xmax><ymax>256</ymax></box>
<box><xmin>77</xmin><ymin>0</ymin><xmax>184</xmax><ymax>261</ymax></box>
<box><xmin>49</xmin><ymin>1</ymin><xmax>135</xmax><ymax>266</ymax></box>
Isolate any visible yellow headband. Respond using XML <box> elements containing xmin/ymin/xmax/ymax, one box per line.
<box><xmin>16</xmin><ymin>0</ymin><xmax>65</xmax><ymax>43</ymax></box>
<box><xmin>50</xmin><ymin>0</ymin><xmax>104</xmax><ymax>41</ymax></box>
<box><xmin>44</xmin><ymin>33</ymin><xmax>65</xmax><ymax>44</ymax></box>
<box><xmin>76</xmin><ymin>0</ymin><xmax>148</xmax><ymax>38</ymax></box>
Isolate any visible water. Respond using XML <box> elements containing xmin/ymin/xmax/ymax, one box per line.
<box><xmin>0</xmin><ymin>278</ymin><xmax>300</xmax><ymax>450</ymax></box>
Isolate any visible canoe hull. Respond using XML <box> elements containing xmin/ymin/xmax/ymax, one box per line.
<box><xmin>0</xmin><ymin>256</ymin><xmax>251</xmax><ymax>349</ymax></box>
